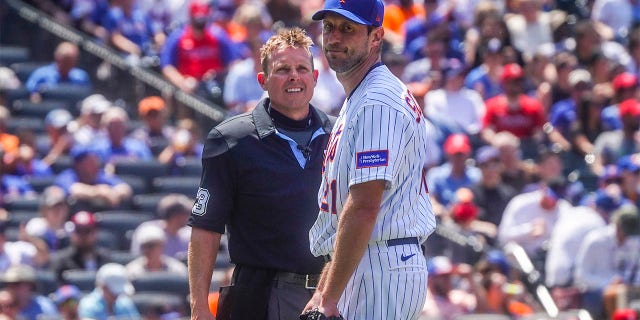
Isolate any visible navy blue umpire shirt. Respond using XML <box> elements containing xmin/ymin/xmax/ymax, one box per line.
<box><xmin>189</xmin><ymin>98</ymin><xmax>334</xmax><ymax>275</ymax></box>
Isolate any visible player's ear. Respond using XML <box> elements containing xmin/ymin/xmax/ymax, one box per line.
<box><xmin>313</xmin><ymin>69</ymin><xmax>319</xmax><ymax>82</ymax></box>
<box><xmin>370</xmin><ymin>27</ymin><xmax>384</xmax><ymax>48</ymax></box>
<box><xmin>257</xmin><ymin>72</ymin><xmax>267</xmax><ymax>89</ymax></box>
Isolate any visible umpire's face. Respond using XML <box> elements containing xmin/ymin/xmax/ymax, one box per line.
<box><xmin>258</xmin><ymin>47</ymin><xmax>318</xmax><ymax>118</ymax></box>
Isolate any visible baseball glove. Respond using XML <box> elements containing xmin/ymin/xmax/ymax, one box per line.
<box><xmin>299</xmin><ymin>309</ymin><xmax>344</xmax><ymax>320</ymax></box>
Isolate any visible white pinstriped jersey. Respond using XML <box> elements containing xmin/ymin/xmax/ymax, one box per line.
<box><xmin>309</xmin><ymin>64</ymin><xmax>437</xmax><ymax>257</ymax></box>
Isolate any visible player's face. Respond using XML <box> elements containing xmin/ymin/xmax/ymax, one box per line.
<box><xmin>321</xmin><ymin>14</ymin><xmax>376</xmax><ymax>73</ymax></box>
<box><xmin>259</xmin><ymin>47</ymin><xmax>318</xmax><ymax>118</ymax></box>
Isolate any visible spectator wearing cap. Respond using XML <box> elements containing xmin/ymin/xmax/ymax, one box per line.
<box><xmin>601</xmin><ymin>72</ymin><xmax>639</xmax><ymax>132</ymax></box>
<box><xmin>129</xmin><ymin>193</ymin><xmax>192</xmax><ymax>259</ymax></box>
<box><xmin>420</xmin><ymin>256</ymin><xmax>479</xmax><ymax>319</ymax></box>
<box><xmin>77</xmin><ymin>263</ymin><xmax>140</xmax><ymax>320</ymax></box>
<box><xmin>51</xmin><ymin>285</ymin><xmax>81</xmax><ymax>320</ymax></box>
<box><xmin>25</xmin><ymin>185</ymin><xmax>71</xmax><ymax>252</ymax></box>
<box><xmin>592</xmin><ymin>98</ymin><xmax>640</xmax><ymax>176</ymax></box>
<box><xmin>4</xmin><ymin>143</ymin><xmax>54</xmax><ymax>179</ymax></box>
<box><xmin>574</xmin><ymin>205</ymin><xmax>640</xmax><ymax>318</ymax></box>
<box><xmin>547</xmin><ymin>69</ymin><xmax>600</xmax><ymax>162</ymax></box>
<box><xmin>92</xmin><ymin>106</ymin><xmax>153</xmax><ymax>166</ymax></box>
<box><xmin>481</xmin><ymin>63</ymin><xmax>546</xmax><ymax>147</ymax></box>
<box><xmin>54</xmin><ymin>144</ymin><xmax>132</xmax><ymax>212</ymax></box>
<box><xmin>427</xmin><ymin>133</ymin><xmax>481</xmax><ymax>211</ymax></box>
<box><xmin>49</xmin><ymin>211</ymin><xmax>114</xmax><ymax>282</ymax></box>
<box><xmin>0</xmin><ymin>105</ymin><xmax>19</xmax><ymax>157</ymax></box>
<box><xmin>41</xmin><ymin>108</ymin><xmax>75</xmax><ymax>166</ymax></box>
<box><xmin>1</xmin><ymin>264</ymin><xmax>59</xmax><ymax>320</ymax></box>
<box><xmin>0</xmin><ymin>210</ymin><xmax>49</xmax><ymax>273</ymax></box>
<box><xmin>73</xmin><ymin>94</ymin><xmax>110</xmax><ymax>147</ymax></box>
<box><xmin>160</xmin><ymin>0</ymin><xmax>236</xmax><ymax>100</ymax></box>
<box><xmin>498</xmin><ymin>176</ymin><xmax>572</xmax><ymax>261</ymax></box>
<box><xmin>470</xmin><ymin>145</ymin><xmax>518</xmax><ymax>231</ymax></box>
<box><xmin>24</xmin><ymin>42</ymin><xmax>91</xmax><ymax>103</ymax></box>
<box><xmin>130</xmin><ymin>96</ymin><xmax>175</xmax><ymax>157</ymax></box>
<box><xmin>125</xmin><ymin>224</ymin><xmax>187</xmax><ymax>279</ymax></box>
<box><xmin>617</xmin><ymin>154</ymin><xmax>640</xmax><ymax>208</ymax></box>
<box><xmin>424</xmin><ymin>58</ymin><xmax>486</xmax><ymax>138</ymax></box>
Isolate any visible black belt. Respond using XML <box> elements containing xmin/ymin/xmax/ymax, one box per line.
<box><xmin>274</xmin><ymin>272</ymin><xmax>319</xmax><ymax>289</ymax></box>
<box><xmin>322</xmin><ymin>237</ymin><xmax>419</xmax><ymax>262</ymax></box>
<box><xmin>233</xmin><ymin>265</ymin><xmax>320</xmax><ymax>290</ymax></box>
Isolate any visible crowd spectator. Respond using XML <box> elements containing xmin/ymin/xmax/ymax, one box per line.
<box><xmin>129</xmin><ymin>193</ymin><xmax>192</xmax><ymax>259</ymax></box>
<box><xmin>222</xmin><ymin>37</ymin><xmax>265</xmax><ymax>114</ymax></box>
<box><xmin>160</xmin><ymin>0</ymin><xmax>236</xmax><ymax>102</ymax></box>
<box><xmin>157</xmin><ymin>118</ymin><xmax>203</xmax><ymax>170</ymax></box>
<box><xmin>470</xmin><ymin>145</ymin><xmax>518</xmax><ymax>232</ymax></box>
<box><xmin>0</xmin><ymin>210</ymin><xmax>49</xmax><ymax>272</ymax></box>
<box><xmin>1</xmin><ymin>265</ymin><xmax>58</xmax><ymax>320</ymax></box>
<box><xmin>130</xmin><ymin>95</ymin><xmax>174</xmax><ymax>156</ymax></box>
<box><xmin>125</xmin><ymin>224</ymin><xmax>187</xmax><ymax>278</ymax></box>
<box><xmin>427</xmin><ymin>133</ymin><xmax>481</xmax><ymax>211</ymax></box>
<box><xmin>381</xmin><ymin>0</ymin><xmax>425</xmax><ymax>51</ymax></box>
<box><xmin>54</xmin><ymin>145</ymin><xmax>132</xmax><ymax>211</ymax></box>
<box><xmin>593</xmin><ymin>99</ymin><xmax>640</xmax><ymax>175</ymax></box>
<box><xmin>49</xmin><ymin>211</ymin><xmax>113</xmax><ymax>282</ymax></box>
<box><xmin>73</xmin><ymin>94</ymin><xmax>110</xmax><ymax>147</ymax></box>
<box><xmin>402</xmin><ymin>33</ymin><xmax>449</xmax><ymax>106</ymax></box>
<box><xmin>93</xmin><ymin>106</ymin><xmax>153</xmax><ymax>165</ymax></box>
<box><xmin>574</xmin><ymin>205</ymin><xmax>640</xmax><ymax>318</ymax></box>
<box><xmin>0</xmin><ymin>106</ymin><xmax>20</xmax><ymax>157</ymax></box>
<box><xmin>504</xmin><ymin>0</ymin><xmax>553</xmax><ymax>59</ymax></box>
<box><xmin>480</xmin><ymin>63</ymin><xmax>547</xmax><ymax>147</ymax></box>
<box><xmin>77</xmin><ymin>263</ymin><xmax>140</xmax><ymax>319</ymax></box>
<box><xmin>25</xmin><ymin>185</ymin><xmax>71</xmax><ymax>252</ymax></box>
<box><xmin>601</xmin><ymin>71</ymin><xmax>639</xmax><ymax>132</ymax></box>
<box><xmin>424</xmin><ymin>58</ymin><xmax>486</xmax><ymax>137</ymax></box>
<box><xmin>50</xmin><ymin>284</ymin><xmax>81</xmax><ymax>320</ymax></box>
<box><xmin>24</xmin><ymin>41</ymin><xmax>90</xmax><ymax>103</ymax></box>
<box><xmin>0</xmin><ymin>289</ymin><xmax>19</xmax><ymax>319</ymax></box>
<box><xmin>41</xmin><ymin>109</ymin><xmax>74</xmax><ymax>166</ymax></box>
<box><xmin>420</xmin><ymin>256</ymin><xmax>479</xmax><ymax>319</ymax></box>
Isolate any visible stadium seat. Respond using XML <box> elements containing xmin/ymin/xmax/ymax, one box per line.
<box><xmin>0</xmin><ymin>46</ymin><xmax>30</xmax><ymax>66</ymax></box>
<box><xmin>61</xmin><ymin>269</ymin><xmax>97</xmax><ymax>293</ymax></box>
<box><xmin>113</xmin><ymin>160</ymin><xmax>170</xmax><ymax>184</ymax></box>
<box><xmin>50</xmin><ymin>155</ymin><xmax>73</xmax><ymax>174</ymax></box>
<box><xmin>7</xmin><ymin>210</ymin><xmax>39</xmax><ymax>228</ymax></box>
<box><xmin>9</xmin><ymin>61</ymin><xmax>47</xmax><ymax>82</ymax></box>
<box><xmin>5</xmin><ymin>197</ymin><xmax>40</xmax><ymax>211</ymax></box>
<box><xmin>3</xmin><ymin>86</ymin><xmax>30</xmax><ymax>106</ymax></box>
<box><xmin>39</xmin><ymin>84</ymin><xmax>92</xmax><ymax>110</ymax></box>
<box><xmin>94</xmin><ymin>211</ymin><xmax>155</xmax><ymax>250</ymax></box>
<box><xmin>131</xmin><ymin>292</ymin><xmax>187</xmax><ymax>318</ymax></box>
<box><xmin>96</xmin><ymin>229</ymin><xmax>119</xmax><ymax>250</ymax></box>
<box><xmin>109</xmin><ymin>250</ymin><xmax>138</xmax><ymax>265</ymax></box>
<box><xmin>151</xmin><ymin>176</ymin><xmax>199</xmax><ymax>197</ymax></box>
<box><xmin>6</xmin><ymin>116</ymin><xmax>45</xmax><ymax>135</ymax></box>
<box><xmin>131</xmin><ymin>272</ymin><xmax>189</xmax><ymax>298</ymax></box>
<box><xmin>118</xmin><ymin>174</ymin><xmax>149</xmax><ymax>195</ymax></box>
<box><xmin>25</xmin><ymin>175</ymin><xmax>57</xmax><ymax>194</ymax></box>
<box><xmin>35</xmin><ymin>270</ymin><xmax>59</xmax><ymax>295</ymax></box>
<box><xmin>176</xmin><ymin>156</ymin><xmax>202</xmax><ymax>177</ymax></box>
<box><xmin>131</xmin><ymin>193</ymin><xmax>169</xmax><ymax>212</ymax></box>
<box><xmin>11</xmin><ymin>99</ymin><xmax>70</xmax><ymax>118</ymax></box>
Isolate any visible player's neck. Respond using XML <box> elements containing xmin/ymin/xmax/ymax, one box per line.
<box><xmin>337</xmin><ymin>53</ymin><xmax>381</xmax><ymax>96</ymax></box>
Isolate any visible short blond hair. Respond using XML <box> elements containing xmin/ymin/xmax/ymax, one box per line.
<box><xmin>259</xmin><ymin>27</ymin><xmax>314</xmax><ymax>74</ymax></box>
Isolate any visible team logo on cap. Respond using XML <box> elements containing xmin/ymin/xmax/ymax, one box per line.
<box><xmin>192</xmin><ymin>187</ymin><xmax>210</xmax><ymax>216</ymax></box>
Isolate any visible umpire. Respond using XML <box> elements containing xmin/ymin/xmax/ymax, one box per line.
<box><xmin>188</xmin><ymin>27</ymin><xmax>334</xmax><ymax>320</ymax></box>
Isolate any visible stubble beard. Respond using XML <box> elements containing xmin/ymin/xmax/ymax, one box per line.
<box><xmin>325</xmin><ymin>47</ymin><xmax>367</xmax><ymax>74</ymax></box>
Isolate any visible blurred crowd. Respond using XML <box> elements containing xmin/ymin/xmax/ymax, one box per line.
<box><xmin>4</xmin><ymin>0</ymin><xmax>640</xmax><ymax>319</ymax></box>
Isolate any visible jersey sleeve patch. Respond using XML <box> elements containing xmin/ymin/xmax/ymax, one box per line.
<box><xmin>192</xmin><ymin>187</ymin><xmax>210</xmax><ymax>216</ymax></box>
<box><xmin>356</xmin><ymin>150</ymin><xmax>389</xmax><ymax>169</ymax></box>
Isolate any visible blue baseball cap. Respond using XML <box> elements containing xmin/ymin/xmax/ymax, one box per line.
<box><xmin>312</xmin><ymin>0</ymin><xmax>384</xmax><ymax>27</ymax></box>
<box><xmin>617</xmin><ymin>154</ymin><xmax>640</xmax><ymax>173</ymax></box>
<box><xmin>51</xmin><ymin>285</ymin><xmax>81</xmax><ymax>305</ymax></box>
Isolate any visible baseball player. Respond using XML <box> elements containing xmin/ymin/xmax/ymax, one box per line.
<box><xmin>303</xmin><ymin>0</ymin><xmax>437</xmax><ymax>319</ymax></box>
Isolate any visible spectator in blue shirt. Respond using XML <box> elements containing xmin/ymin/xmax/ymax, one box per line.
<box><xmin>77</xmin><ymin>263</ymin><xmax>140</xmax><ymax>320</ymax></box>
<box><xmin>1</xmin><ymin>265</ymin><xmax>59</xmax><ymax>320</ymax></box>
<box><xmin>54</xmin><ymin>145</ymin><xmax>132</xmax><ymax>212</ymax></box>
<box><xmin>25</xmin><ymin>42</ymin><xmax>91</xmax><ymax>102</ymax></box>
<box><xmin>601</xmin><ymin>72</ymin><xmax>638</xmax><ymax>132</ymax></box>
<box><xmin>93</xmin><ymin>106</ymin><xmax>153</xmax><ymax>165</ymax></box>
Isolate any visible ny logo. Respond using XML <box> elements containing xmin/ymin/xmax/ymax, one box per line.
<box><xmin>340</xmin><ymin>0</ymin><xmax>345</xmax><ymax>3</ymax></box>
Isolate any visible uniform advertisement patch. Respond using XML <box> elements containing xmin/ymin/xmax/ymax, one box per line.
<box><xmin>356</xmin><ymin>150</ymin><xmax>389</xmax><ymax>169</ymax></box>
<box><xmin>192</xmin><ymin>187</ymin><xmax>210</xmax><ymax>216</ymax></box>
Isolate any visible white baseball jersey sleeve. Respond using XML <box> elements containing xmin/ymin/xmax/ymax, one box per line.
<box><xmin>309</xmin><ymin>64</ymin><xmax>437</xmax><ymax>257</ymax></box>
